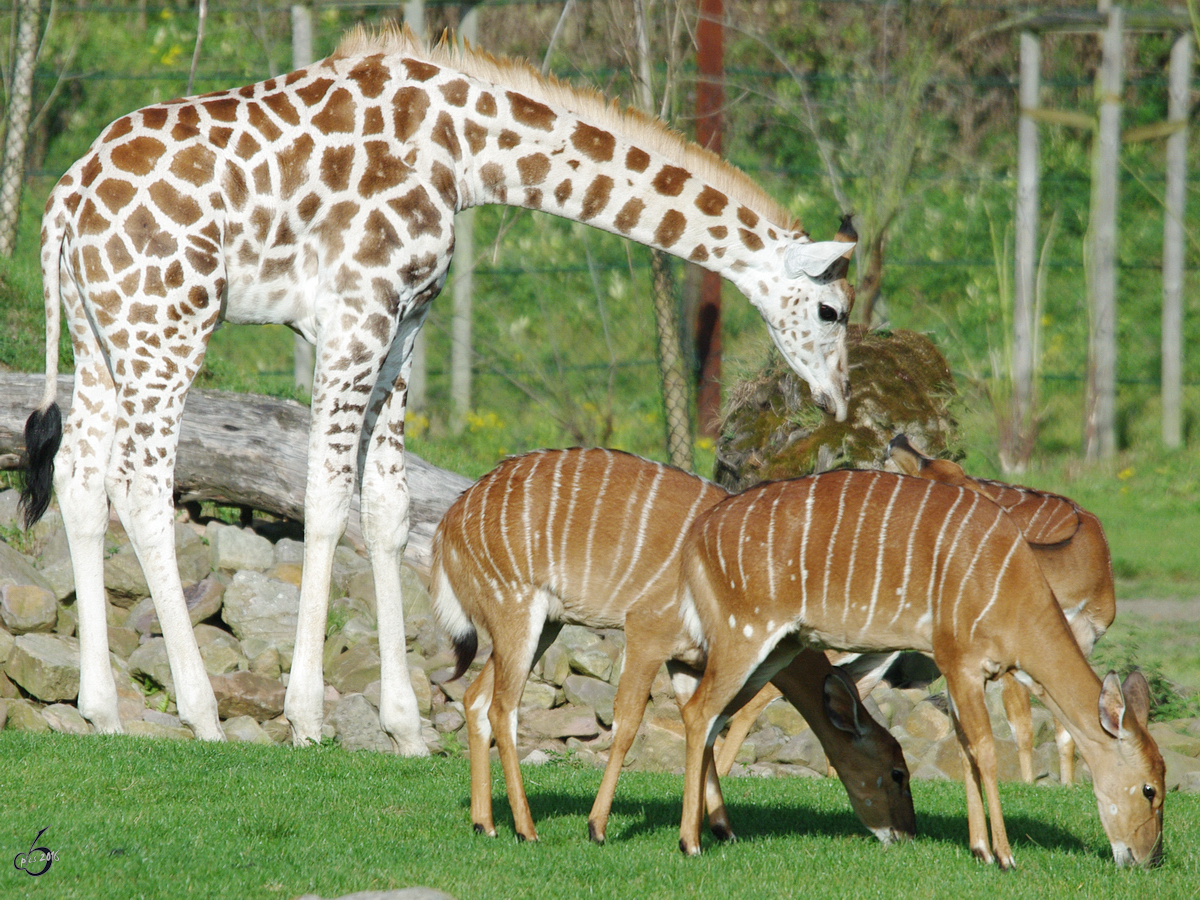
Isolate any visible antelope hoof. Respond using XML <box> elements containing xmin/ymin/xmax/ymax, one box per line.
<box><xmin>679</xmin><ymin>838</ymin><xmax>702</xmax><ymax>857</ymax></box>
<box><xmin>587</xmin><ymin>821</ymin><xmax>606</xmax><ymax>845</ymax></box>
<box><xmin>472</xmin><ymin>823</ymin><xmax>496</xmax><ymax>837</ymax></box>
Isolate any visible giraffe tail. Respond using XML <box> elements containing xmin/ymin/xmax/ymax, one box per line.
<box><xmin>20</xmin><ymin>197</ymin><xmax>67</xmax><ymax>529</ymax></box>
<box><xmin>428</xmin><ymin>534</ymin><xmax>479</xmax><ymax>682</ymax></box>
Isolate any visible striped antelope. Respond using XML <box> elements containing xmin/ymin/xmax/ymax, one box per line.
<box><xmin>887</xmin><ymin>434</ymin><xmax>1116</xmax><ymax>784</ymax></box>
<box><xmin>430</xmin><ymin>448</ymin><xmax>915</xmax><ymax>844</ymax></box>
<box><xmin>676</xmin><ymin>470</ymin><xmax>1164</xmax><ymax>868</ymax></box>
<box><xmin>715</xmin><ymin>436</ymin><xmax>1118</xmax><ymax>786</ymax></box>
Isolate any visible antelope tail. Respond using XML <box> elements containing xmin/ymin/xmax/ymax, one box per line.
<box><xmin>429</xmin><ymin>538</ymin><xmax>479</xmax><ymax>682</ymax></box>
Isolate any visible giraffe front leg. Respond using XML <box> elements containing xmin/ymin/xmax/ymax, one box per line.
<box><xmin>284</xmin><ymin>342</ymin><xmax>380</xmax><ymax>746</ymax></box>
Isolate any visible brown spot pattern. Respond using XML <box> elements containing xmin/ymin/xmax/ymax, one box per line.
<box><xmin>95</xmin><ymin>179</ymin><xmax>137</xmax><ymax>214</ymax></box>
<box><xmin>553</xmin><ymin>179</ymin><xmax>572</xmax><ymax>205</ymax></box>
<box><xmin>348</xmin><ymin>56</ymin><xmax>388</xmax><ymax>98</ymax></box>
<box><xmin>694</xmin><ymin>186</ymin><xmax>728</xmax><ymax>217</ymax></box>
<box><xmin>613</xmin><ymin>198</ymin><xmax>644</xmax><ymax>233</ymax></box>
<box><xmin>111</xmin><ymin>136</ymin><xmax>167</xmax><ymax>176</ymax></box>
<box><xmin>571</xmin><ymin>122</ymin><xmax>615</xmax><ymax>162</ymax></box>
<box><xmin>149</xmin><ymin>181</ymin><xmax>202</xmax><ymax>227</ymax></box>
<box><xmin>652</xmin><ymin>165</ymin><xmax>690</xmax><ymax>197</ymax></box>
<box><xmin>479</xmin><ymin>162</ymin><xmax>506</xmax><ymax>202</ymax></box>
<box><xmin>320</xmin><ymin>146</ymin><xmax>355</xmax><ymax>192</ymax></box>
<box><xmin>291</xmin><ymin>79</ymin><xmax>331</xmax><ymax>113</ymax></box>
<box><xmin>402</xmin><ymin>59</ymin><xmax>440</xmax><ymax>82</ymax></box>
<box><xmin>440</xmin><ymin>79</ymin><xmax>470</xmax><ymax>107</ymax></box>
<box><xmin>393</xmin><ymin>87</ymin><xmax>430</xmax><ymax>142</ymax></box>
<box><xmin>738</xmin><ymin>227</ymin><xmax>764</xmax><ymax>252</ymax></box>
<box><xmin>312</xmin><ymin>88</ymin><xmax>357</xmax><ymax>133</ymax></box>
<box><xmin>169</xmin><ymin>145</ymin><xmax>217</xmax><ymax>187</ymax></box>
<box><xmin>463</xmin><ymin>120</ymin><xmax>486</xmax><ymax>154</ymax></box>
<box><xmin>737</xmin><ymin>206</ymin><xmax>759</xmax><ymax>228</ymax></box>
<box><xmin>203</xmin><ymin>97</ymin><xmax>240</xmax><ymax>122</ymax></box>
<box><xmin>429</xmin><ymin>161</ymin><xmax>458</xmax><ymax>208</ymax></box>
<box><xmin>390</xmin><ymin>185</ymin><xmax>442</xmax><ymax>239</ymax></box>
<box><xmin>516</xmin><ymin>153</ymin><xmax>550</xmax><ymax>186</ymax></box>
<box><xmin>506</xmin><ymin>91</ymin><xmax>556</xmax><ymax>131</ymax></box>
<box><xmin>580</xmin><ymin>175</ymin><xmax>613</xmax><ymax>221</ymax></box>
<box><xmin>277</xmin><ymin>134</ymin><xmax>314</xmax><ymax>199</ymax></box>
<box><xmin>654</xmin><ymin>209</ymin><xmax>687</xmax><ymax>248</ymax></box>
<box><xmin>475</xmin><ymin>93</ymin><xmax>497</xmax><ymax>117</ymax></box>
<box><xmin>625</xmin><ymin>147</ymin><xmax>650</xmax><ymax>172</ymax></box>
<box><xmin>246</xmin><ymin>104</ymin><xmax>283</xmax><ymax>142</ymax></box>
<box><xmin>360</xmin><ymin>141</ymin><xmax>410</xmax><ymax>197</ymax></box>
<box><xmin>363</xmin><ymin>106</ymin><xmax>384</xmax><ymax>135</ymax></box>
<box><xmin>431</xmin><ymin>111</ymin><xmax>462</xmax><ymax>160</ymax></box>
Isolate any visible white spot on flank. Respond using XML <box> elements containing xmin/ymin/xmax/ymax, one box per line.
<box><xmin>728</xmin><ymin>614</ymin><xmax>737</xmax><ymax>629</ymax></box>
<box><xmin>742</xmin><ymin>623</ymin><xmax>754</xmax><ymax>638</ymax></box>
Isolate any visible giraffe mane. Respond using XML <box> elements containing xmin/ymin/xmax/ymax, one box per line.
<box><xmin>333</xmin><ymin>24</ymin><xmax>803</xmax><ymax>234</ymax></box>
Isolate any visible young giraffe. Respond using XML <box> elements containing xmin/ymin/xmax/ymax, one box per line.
<box><xmin>20</xmin><ymin>26</ymin><xmax>855</xmax><ymax>746</ymax></box>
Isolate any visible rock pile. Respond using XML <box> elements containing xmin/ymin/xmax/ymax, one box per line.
<box><xmin>1</xmin><ymin>488</ymin><xmax>1198</xmax><ymax>793</ymax></box>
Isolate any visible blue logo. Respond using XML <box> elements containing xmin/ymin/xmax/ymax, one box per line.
<box><xmin>14</xmin><ymin>827</ymin><xmax>57</xmax><ymax>877</ymax></box>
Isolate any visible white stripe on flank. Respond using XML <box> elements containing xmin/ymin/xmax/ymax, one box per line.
<box><xmin>736</xmin><ymin>490</ymin><xmax>762</xmax><ymax>602</ymax></box>
<box><xmin>886</xmin><ymin>479</ymin><xmax>935</xmax><ymax>630</ymax></box>
<box><xmin>926</xmin><ymin>488</ymin><xmax>967</xmax><ymax>620</ymax></box>
<box><xmin>766</xmin><ymin>489</ymin><xmax>783</xmax><ymax>603</ymax></box>
<box><xmin>841</xmin><ymin>472</ymin><xmax>880</xmax><ymax>629</ymax></box>
<box><xmin>608</xmin><ymin>463</ymin><xmax>665</xmax><ymax>604</ymax></box>
<box><xmin>521</xmin><ymin>452</ymin><xmax>546</xmax><ymax>582</ymax></box>
<box><xmin>935</xmin><ymin>492</ymin><xmax>979</xmax><ymax>620</ymax></box>
<box><xmin>862</xmin><ymin>476</ymin><xmax>905</xmax><ymax>634</ymax></box>
<box><xmin>798</xmin><ymin>479</ymin><xmax>816</xmax><ymax>619</ymax></box>
<box><xmin>557</xmin><ymin>449</ymin><xmax>588</xmax><ymax>593</ymax></box>
<box><xmin>579</xmin><ymin>449</ymin><xmax>615</xmax><ymax>602</ymax></box>
<box><xmin>951</xmin><ymin>504</ymin><xmax>1007</xmax><ymax>636</ymax></box>
<box><xmin>625</xmin><ymin>478</ymin><xmax>713</xmax><ymax>609</ymax></box>
<box><xmin>498</xmin><ymin>457</ymin><xmax>523</xmax><ymax>588</ymax></box>
<box><xmin>545</xmin><ymin>451</ymin><xmax>569</xmax><ymax>592</ymax></box>
<box><xmin>970</xmin><ymin>531</ymin><xmax>1024</xmax><ymax>640</ymax></box>
<box><xmin>678</xmin><ymin>585</ymin><xmax>706</xmax><ymax>649</ymax></box>
<box><xmin>820</xmin><ymin>474</ymin><xmax>855</xmax><ymax>620</ymax></box>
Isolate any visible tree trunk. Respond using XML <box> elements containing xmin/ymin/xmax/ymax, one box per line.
<box><xmin>0</xmin><ymin>0</ymin><xmax>46</xmax><ymax>257</ymax></box>
<box><xmin>0</xmin><ymin>375</ymin><xmax>472</xmax><ymax>578</ymax></box>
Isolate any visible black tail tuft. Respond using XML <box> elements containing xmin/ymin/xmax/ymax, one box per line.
<box><xmin>20</xmin><ymin>403</ymin><xmax>62</xmax><ymax>529</ymax></box>
<box><xmin>449</xmin><ymin>628</ymin><xmax>479</xmax><ymax>683</ymax></box>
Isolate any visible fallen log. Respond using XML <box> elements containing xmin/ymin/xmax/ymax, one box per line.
<box><xmin>0</xmin><ymin>374</ymin><xmax>473</xmax><ymax>578</ymax></box>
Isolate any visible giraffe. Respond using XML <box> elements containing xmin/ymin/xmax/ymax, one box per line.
<box><xmin>20</xmin><ymin>25</ymin><xmax>856</xmax><ymax>748</ymax></box>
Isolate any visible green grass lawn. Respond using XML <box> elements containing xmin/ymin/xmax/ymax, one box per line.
<box><xmin>1</xmin><ymin>733</ymin><xmax>1197</xmax><ymax>900</ymax></box>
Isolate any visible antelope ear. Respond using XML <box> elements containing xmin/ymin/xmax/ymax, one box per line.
<box><xmin>1121</xmin><ymin>669</ymin><xmax>1152</xmax><ymax>728</ymax></box>
<box><xmin>784</xmin><ymin>240</ymin><xmax>855</xmax><ymax>278</ymax></box>
<box><xmin>1099</xmin><ymin>670</ymin><xmax>1143</xmax><ymax>738</ymax></box>
<box><xmin>823</xmin><ymin>668</ymin><xmax>865</xmax><ymax>737</ymax></box>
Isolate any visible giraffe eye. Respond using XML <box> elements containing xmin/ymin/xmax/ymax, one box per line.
<box><xmin>818</xmin><ymin>303</ymin><xmax>839</xmax><ymax>323</ymax></box>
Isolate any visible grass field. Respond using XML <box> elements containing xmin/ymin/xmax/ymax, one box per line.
<box><xmin>1</xmin><ymin>733</ymin><xmax>1197</xmax><ymax>900</ymax></box>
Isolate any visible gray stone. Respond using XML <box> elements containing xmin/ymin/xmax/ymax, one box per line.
<box><xmin>249</xmin><ymin>647</ymin><xmax>283</xmax><ymax>680</ymax></box>
<box><xmin>207</xmin><ymin>521</ymin><xmax>276</xmax><ymax>572</ymax></box>
<box><xmin>103</xmin><ymin>544</ymin><xmax>151</xmax><ymax>606</ymax></box>
<box><xmin>209</xmin><ymin>670</ymin><xmax>286</xmax><ymax>720</ymax></box>
<box><xmin>0</xmin><ymin>627</ymin><xmax>13</xmax><ymax>665</ymax></box>
<box><xmin>106</xmin><ymin>625</ymin><xmax>140</xmax><ymax>661</ymax></box>
<box><xmin>128</xmin><ymin>576</ymin><xmax>225</xmax><ymax>635</ymax></box>
<box><xmin>274</xmin><ymin>537</ymin><xmax>305</xmax><ymax>566</ymax></box>
<box><xmin>195</xmin><ymin>624</ymin><xmax>246</xmax><ymax>676</ymax></box>
<box><xmin>0</xmin><ymin>699</ymin><xmax>6</xmax><ymax>730</ymax></box>
<box><xmin>0</xmin><ymin>490</ymin><xmax>20</xmax><ymax>527</ymax></box>
<box><xmin>329</xmin><ymin>693</ymin><xmax>393</xmax><ymax>753</ymax></box>
<box><xmin>1162</xmin><ymin>747</ymin><xmax>1200</xmax><ymax>793</ymax></box>
<box><xmin>432</xmin><ymin>708</ymin><xmax>465</xmax><ymax>733</ymax></box>
<box><xmin>129</xmin><ymin>638</ymin><xmax>174</xmax><ymax>695</ymax></box>
<box><xmin>331</xmin><ymin>545</ymin><xmax>371</xmax><ymax>597</ymax></box>
<box><xmin>42</xmin><ymin>703</ymin><xmax>92</xmax><ymax>735</ymax></box>
<box><xmin>633</xmin><ymin>718</ymin><xmax>685</xmax><ymax>773</ymax></box>
<box><xmin>537</xmin><ymin>642</ymin><xmax>572</xmax><ymax>687</ymax></box>
<box><xmin>563</xmin><ymin>674</ymin><xmax>615</xmax><ymax>725</ymax></box>
<box><xmin>0</xmin><ymin>583</ymin><xmax>58</xmax><ymax>634</ymax></box>
<box><xmin>221</xmin><ymin>571</ymin><xmax>299</xmax><ymax>658</ymax></box>
<box><xmin>520</xmin><ymin>679</ymin><xmax>558</xmax><ymax>710</ymax></box>
<box><xmin>125</xmin><ymin>718</ymin><xmax>194</xmax><ymax>740</ymax></box>
<box><xmin>775</xmin><ymin>729</ymin><xmax>827</xmax><ymax>770</ymax></box>
<box><xmin>760</xmin><ymin>695</ymin><xmax>808</xmax><ymax>736</ymax></box>
<box><xmin>6</xmin><ymin>633</ymin><xmax>80</xmax><ymax>701</ymax></box>
<box><xmin>0</xmin><ymin>534</ymin><xmax>55</xmax><ymax>592</ymax></box>
<box><xmin>902</xmin><ymin>701</ymin><xmax>953</xmax><ymax>743</ymax></box>
<box><xmin>327</xmin><ymin>641</ymin><xmax>382</xmax><ymax>696</ymax></box>
<box><xmin>520</xmin><ymin>706</ymin><xmax>600</xmax><ymax>740</ymax></box>
<box><xmin>4</xmin><ymin>699</ymin><xmax>50</xmax><ymax>732</ymax></box>
<box><xmin>223</xmin><ymin>715</ymin><xmax>275</xmax><ymax>745</ymax></box>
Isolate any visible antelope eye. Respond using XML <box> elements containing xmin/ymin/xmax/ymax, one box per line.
<box><xmin>891</xmin><ymin>769</ymin><xmax>906</xmax><ymax>785</ymax></box>
<box><xmin>1143</xmin><ymin>784</ymin><xmax>1156</xmax><ymax>801</ymax></box>
<box><xmin>818</xmin><ymin>303</ymin><xmax>839</xmax><ymax>323</ymax></box>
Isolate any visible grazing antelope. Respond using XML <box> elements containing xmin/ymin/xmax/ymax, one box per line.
<box><xmin>430</xmin><ymin>448</ymin><xmax>915</xmax><ymax>844</ymax></box>
<box><xmin>717</xmin><ymin>437</ymin><xmax>1118</xmax><ymax>785</ymax></box>
<box><xmin>677</xmin><ymin>470</ymin><xmax>1164</xmax><ymax>868</ymax></box>
<box><xmin>887</xmin><ymin>434</ymin><xmax>1116</xmax><ymax>784</ymax></box>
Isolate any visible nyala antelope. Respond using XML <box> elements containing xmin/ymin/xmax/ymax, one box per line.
<box><xmin>677</xmin><ymin>470</ymin><xmax>1164</xmax><ymax>869</ymax></box>
<box><xmin>430</xmin><ymin>448</ymin><xmax>915</xmax><ymax>844</ymax></box>
<box><xmin>20</xmin><ymin>25</ymin><xmax>854</xmax><ymax>746</ymax></box>
<box><xmin>716</xmin><ymin>436</ymin><xmax>1118</xmax><ymax>787</ymax></box>
<box><xmin>887</xmin><ymin>434</ymin><xmax>1116</xmax><ymax>784</ymax></box>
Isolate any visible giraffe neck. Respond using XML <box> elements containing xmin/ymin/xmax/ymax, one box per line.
<box><xmin>321</xmin><ymin>42</ymin><xmax>804</xmax><ymax>305</ymax></box>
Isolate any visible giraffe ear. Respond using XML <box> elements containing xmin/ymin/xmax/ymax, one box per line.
<box><xmin>784</xmin><ymin>240</ymin><xmax>856</xmax><ymax>279</ymax></box>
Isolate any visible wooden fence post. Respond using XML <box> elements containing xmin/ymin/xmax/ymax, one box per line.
<box><xmin>1161</xmin><ymin>31</ymin><xmax>1191</xmax><ymax>449</ymax></box>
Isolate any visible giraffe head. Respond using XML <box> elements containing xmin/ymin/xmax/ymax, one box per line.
<box><xmin>756</xmin><ymin>233</ymin><xmax>856</xmax><ymax>421</ymax></box>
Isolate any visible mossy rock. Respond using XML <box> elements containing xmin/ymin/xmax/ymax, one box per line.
<box><xmin>715</xmin><ymin>327</ymin><xmax>959</xmax><ymax>491</ymax></box>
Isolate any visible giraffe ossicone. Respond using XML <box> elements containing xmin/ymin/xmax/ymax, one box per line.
<box><xmin>20</xmin><ymin>25</ymin><xmax>855</xmax><ymax>748</ymax></box>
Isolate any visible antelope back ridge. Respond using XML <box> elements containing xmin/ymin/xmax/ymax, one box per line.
<box><xmin>430</xmin><ymin>448</ymin><xmax>915</xmax><ymax>845</ymax></box>
<box><xmin>677</xmin><ymin>470</ymin><xmax>1164</xmax><ymax>869</ymax></box>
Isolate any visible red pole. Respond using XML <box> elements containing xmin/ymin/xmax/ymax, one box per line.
<box><xmin>694</xmin><ymin>0</ymin><xmax>723</xmax><ymax>437</ymax></box>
